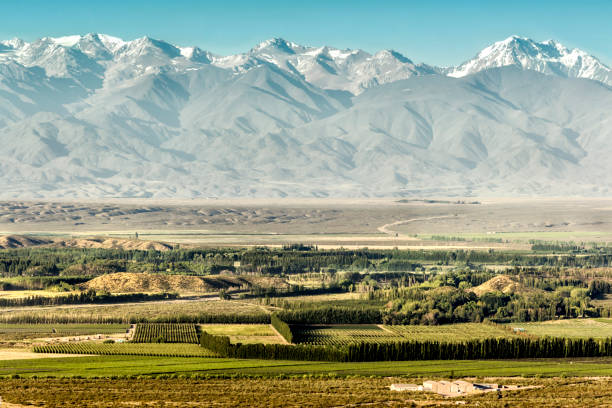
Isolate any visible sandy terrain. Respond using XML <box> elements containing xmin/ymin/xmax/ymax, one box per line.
<box><xmin>0</xmin><ymin>402</ymin><xmax>41</xmax><ymax>408</ymax></box>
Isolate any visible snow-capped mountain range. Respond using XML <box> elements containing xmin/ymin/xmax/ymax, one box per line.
<box><xmin>0</xmin><ymin>34</ymin><xmax>610</xmax><ymax>198</ymax></box>
<box><xmin>446</xmin><ymin>35</ymin><xmax>611</xmax><ymax>84</ymax></box>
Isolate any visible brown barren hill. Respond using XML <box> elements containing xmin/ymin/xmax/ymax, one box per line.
<box><xmin>57</xmin><ymin>237</ymin><xmax>173</xmax><ymax>251</ymax></box>
<box><xmin>82</xmin><ymin>272</ymin><xmax>249</xmax><ymax>294</ymax></box>
<box><xmin>471</xmin><ymin>275</ymin><xmax>536</xmax><ymax>296</ymax></box>
<box><xmin>0</xmin><ymin>235</ymin><xmax>51</xmax><ymax>249</ymax></box>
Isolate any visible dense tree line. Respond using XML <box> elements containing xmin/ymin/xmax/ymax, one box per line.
<box><xmin>0</xmin><ymin>312</ymin><xmax>271</xmax><ymax>325</ymax></box>
<box><xmin>271</xmin><ymin>314</ymin><xmax>293</xmax><ymax>343</ymax></box>
<box><xmin>529</xmin><ymin>240</ymin><xmax>612</xmax><ymax>254</ymax></box>
<box><xmin>200</xmin><ymin>330</ymin><xmax>612</xmax><ymax>362</ymax></box>
<box><xmin>240</xmin><ymin>284</ymin><xmax>346</xmax><ymax>299</ymax></box>
<box><xmin>345</xmin><ymin>337</ymin><xmax>612</xmax><ymax>361</ymax></box>
<box><xmin>277</xmin><ymin>307</ymin><xmax>383</xmax><ymax>324</ymax></box>
<box><xmin>0</xmin><ymin>290</ymin><xmax>178</xmax><ymax>307</ymax></box>
<box><xmin>588</xmin><ymin>280</ymin><xmax>612</xmax><ymax>298</ymax></box>
<box><xmin>2</xmin><ymin>246</ymin><xmax>611</xmax><ymax>278</ymax></box>
<box><xmin>0</xmin><ymin>276</ymin><xmax>89</xmax><ymax>290</ymax></box>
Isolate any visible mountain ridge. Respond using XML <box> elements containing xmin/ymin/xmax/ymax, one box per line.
<box><xmin>2</xmin><ymin>33</ymin><xmax>610</xmax><ymax>88</ymax></box>
<box><xmin>0</xmin><ymin>34</ymin><xmax>610</xmax><ymax>198</ymax></box>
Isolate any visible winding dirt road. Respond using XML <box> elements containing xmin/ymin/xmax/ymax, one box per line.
<box><xmin>377</xmin><ymin>215</ymin><xmax>454</xmax><ymax>237</ymax></box>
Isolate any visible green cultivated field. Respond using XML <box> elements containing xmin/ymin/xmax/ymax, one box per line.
<box><xmin>294</xmin><ymin>323</ymin><xmax>517</xmax><ymax>345</ymax></box>
<box><xmin>416</xmin><ymin>231</ymin><xmax>612</xmax><ymax>242</ymax></box>
<box><xmin>0</xmin><ymin>299</ymin><xmax>269</xmax><ymax>324</ymax></box>
<box><xmin>3</xmin><ymin>355</ymin><xmax>612</xmax><ymax>378</ymax></box>
<box><xmin>33</xmin><ymin>342</ymin><xmax>218</xmax><ymax>358</ymax></box>
<box><xmin>199</xmin><ymin>324</ymin><xmax>274</xmax><ymax>336</ymax></box>
<box><xmin>384</xmin><ymin>323</ymin><xmax>517</xmax><ymax>342</ymax></box>
<box><xmin>199</xmin><ymin>324</ymin><xmax>285</xmax><ymax>344</ymax></box>
<box><xmin>132</xmin><ymin>323</ymin><xmax>199</xmax><ymax>343</ymax></box>
<box><xmin>295</xmin><ymin>325</ymin><xmax>402</xmax><ymax>345</ymax></box>
<box><xmin>507</xmin><ymin>319</ymin><xmax>612</xmax><ymax>339</ymax></box>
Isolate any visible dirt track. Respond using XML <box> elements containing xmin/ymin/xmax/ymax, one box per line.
<box><xmin>0</xmin><ymin>349</ymin><xmax>89</xmax><ymax>361</ymax></box>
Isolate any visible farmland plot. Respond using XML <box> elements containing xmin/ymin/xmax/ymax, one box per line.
<box><xmin>384</xmin><ymin>323</ymin><xmax>516</xmax><ymax>342</ymax></box>
<box><xmin>199</xmin><ymin>324</ymin><xmax>285</xmax><ymax>344</ymax></box>
<box><xmin>132</xmin><ymin>323</ymin><xmax>199</xmax><ymax>343</ymax></box>
<box><xmin>294</xmin><ymin>323</ymin><xmax>516</xmax><ymax>346</ymax></box>
<box><xmin>507</xmin><ymin>319</ymin><xmax>612</xmax><ymax>339</ymax></box>
<box><xmin>293</xmin><ymin>325</ymin><xmax>403</xmax><ymax>346</ymax></box>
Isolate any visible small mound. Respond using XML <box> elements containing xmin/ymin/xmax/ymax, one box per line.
<box><xmin>57</xmin><ymin>237</ymin><xmax>173</xmax><ymax>251</ymax></box>
<box><xmin>0</xmin><ymin>234</ymin><xmax>51</xmax><ymax>249</ymax></box>
<box><xmin>82</xmin><ymin>272</ymin><xmax>247</xmax><ymax>294</ymax></box>
<box><xmin>471</xmin><ymin>275</ymin><xmax>527</xmax><ymax>296</ymax></box>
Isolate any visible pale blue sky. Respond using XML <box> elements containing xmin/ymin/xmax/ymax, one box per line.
<box><xmin>2</xmin><ymin>0</ymin><xmax>611</xmax><ymax>66</ymax></box>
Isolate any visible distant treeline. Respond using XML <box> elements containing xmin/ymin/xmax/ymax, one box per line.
<box><xmin>0</xmin><ymin>312</ymin><xmax>271</xmax><ymax>325</ymax></box>
<box><xmin>0</xmin><ymin>290</ymin><xmax>177</xmax><ymax>308</ymax></box>
<box><xmin>277</xmin><ymin>307</ymin><xmax>383</xmax><ymax>325</ymax></box>
<box><xmin>529</xmin><ymin>240</ymin><xmax>612</xmax><ymax>253</ymax></box>
<box><xmin>239</xmin><ymin>284</ymin><xmax>347</xmax><ymax>299</ymax></box>
<box><xmin>1</xmin><ymin>246</ymin><xmax>612</xmax><ymax>277</ymax></box>
<box><xmin>0</xmin><ymin>276</ymin><xmax>89</xmax><ymax>290</ymax></box>
<box><xmin>531</xmin><ymin>242</ymin><xmax>585</xmax><ymax>252</ymax></box>
<box><xmin>428</xmin><ymin>235</ymin><xmax>504</xmax><ymax>243</ymax></box>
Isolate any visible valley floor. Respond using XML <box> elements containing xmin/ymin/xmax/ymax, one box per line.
<box><xmin>3</xmin><ymin>355</ymin><xmax>612</xmax><ymax>378</ymax></box>
<box><xmin>1</xmin><ymin>198</ymin><xmax>611</xmax><ymax>247</ymax></box>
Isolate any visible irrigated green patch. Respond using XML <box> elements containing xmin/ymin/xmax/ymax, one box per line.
<box><xmin>506</xmin><ymin>319</ymin><xmax>612</xmax><ymax>339</ymax></box>
<box><xmin>199</xmin><ymin>324</ymin><xmax>285</xmax><ymax>344</ymax></box>
<box><xmin>199</xmin><ymin>324</ymin><xmax>275</xmax><ymax>337</ymax></box>
<box><xmin>2</xmin><ymin>355</ymin><xmax>612</xmax><ymax>378</ymax></box>
<box><xmin>294</xmin><ymin>325</ymin><xmax>403</xmax><ymax>345</ymax></box>
<box><xmin>132</xmin><ymin>323</ymin><xmax>198</xmax><ymax>343</ymax></box>
<box><xmin>293</xmin><ymin>323</ymin><xmax>517</xmax><ymax>346</ymax></box>
<box><xmin>384</xmin><ymin>323</ymin><xmax>517</xmax><ymax>342</ymax></box>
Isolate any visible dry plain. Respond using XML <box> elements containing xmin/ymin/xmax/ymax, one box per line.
<box><xmin>0</xmin><ymin>198</ymin><xmax>611</xmax><ymax>248</ymax></box>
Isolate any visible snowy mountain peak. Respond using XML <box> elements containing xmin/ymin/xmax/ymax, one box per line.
<box><xmin>49</xmin><ymin>33</ymin><xmax>126</xmax><ymax>53</ymax></box>
<box><xmin>473</xmin><ymin>35</ymin><xmax>559</xmax><ymax>62</ymax></box>
<box><xmin>49</xmin><ymin>35</ymin><xmax>82</xmax><ymax>47</ymax></box>
<box><xmin>179</xmin><ymin>46</ymin><xmax>213</xmax><ymax>63</ymax></box>
<box><xmin>0</xmin><ymin>38</ymin><xmax>26</xmax><ymax>50</ymax></box>
<box><xmin>117</xmin><ymin>36</ymin><xmax>181</xmax><ymax>59</ymax></box>
<box><xmin>373</xmin><ymin>49</ymin><xmax>413</xmax><ymax>64</ymax></box>
<box><xmin>501</xmin><ymin>34</ymin><xmax>525</xmax><ymax>43</ymax></box>
<box><xmin>97</xmin><ymin>34</ymin><xmax>126</xmax><ymax>52</ymax></box>
<box><xmin>1</xmin><ymin>32</ymin><xmax>610</xmax><ymax>93</ymax></box>
<box><xmin>0</xmin><ymin>33</ymin><xmax>611</xmax><ymax>198</ymax></box>
<box><xmin>251</xmin><ymin>37</ymin><xmax>305</xmax><ymax>54</ymax></box>
<box><xmin>447</xmin><ymin>36</ymin><xmax>612</xmax><ymax>85</ymax></box>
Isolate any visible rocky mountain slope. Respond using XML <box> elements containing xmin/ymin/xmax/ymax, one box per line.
<box><xmin>0</xmin><ymin>34</ymin><xmax>610</xmax><ymax>198</ymax></box>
